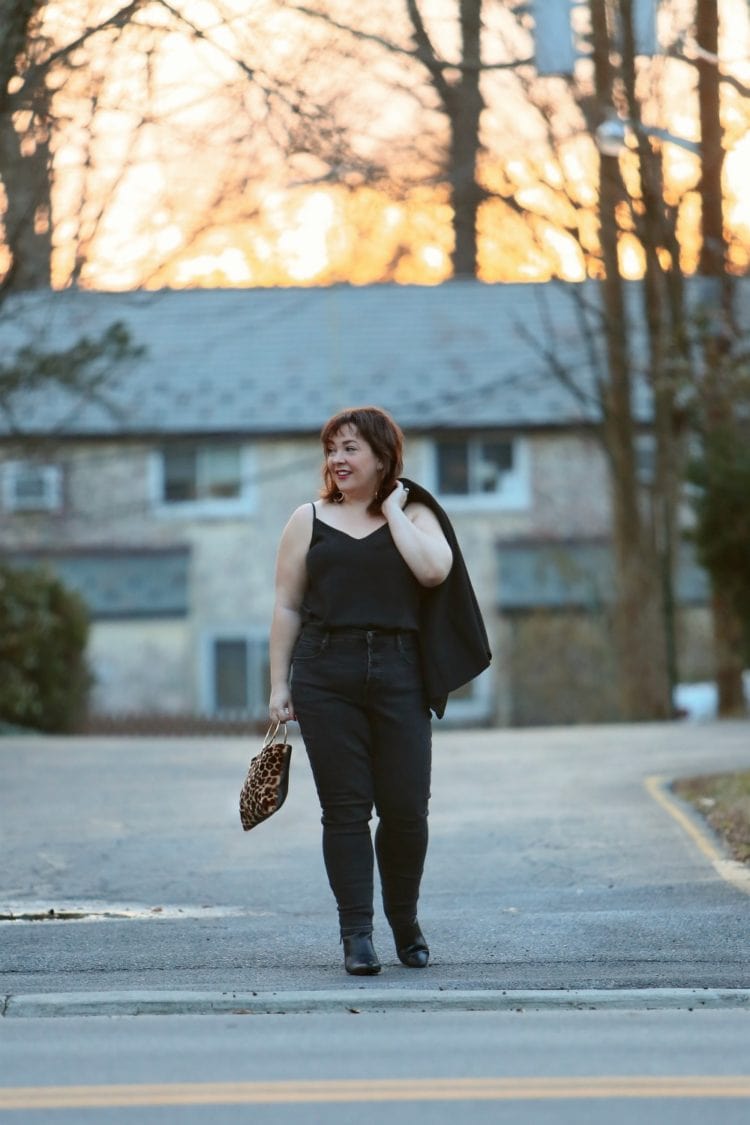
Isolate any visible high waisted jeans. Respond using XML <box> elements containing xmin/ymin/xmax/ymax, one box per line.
<box><xmin>291</xmin><ymin>625</ymin><xmax>432</xmax><ymax>938</ymax></box>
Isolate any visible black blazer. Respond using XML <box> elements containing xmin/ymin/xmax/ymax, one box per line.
<box><xmin>402</xmin><ymin>478</ymin><xmax>492</xmax><ymax>718</ymax></box>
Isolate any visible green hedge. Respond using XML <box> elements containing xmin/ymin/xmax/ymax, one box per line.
<box><xmin>0</xmin><ymin>564</ymin><xmax>90</xmax><ymax>733</ymax></box>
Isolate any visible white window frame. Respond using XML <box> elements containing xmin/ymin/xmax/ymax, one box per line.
<box><xmin>150</xmin><ymin>443</ymin><xmax>256</xmax><ymax>518</ymax></box>
<box><xmin>429</xmin><ymin>434</ymin><xmax>531</xmax><ymax>511</ymax></box>
<box><xmin>2</xmin><ymin>460</ymin><xmax>63</xmax><ymax>513</ymax></box>
<box><xmin>200</xmin><ymin>631</ymin><xmax>269</xmax><ymax>720</ymax></box>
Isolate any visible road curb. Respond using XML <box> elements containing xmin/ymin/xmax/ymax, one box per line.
<box><xmin>4</xmin><ymin>987</ymin><xmax>750</xmax><ymax>1018</ymax></box>
<box><xmin>644</xmin><ymin>776</ymin><xmax>750</xmax><ymax>897</ymax></box>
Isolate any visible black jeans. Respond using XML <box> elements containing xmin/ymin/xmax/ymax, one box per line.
<box><xmin>291</xmin><ymin>626</ymin><xmax>432</xmax><ymax>938</ymax></box>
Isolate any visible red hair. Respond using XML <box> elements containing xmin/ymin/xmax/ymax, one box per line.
<box><xmin>320</xmin><ymin>406</ymin><xmax>404</xmax><ymax>516</ymax></box>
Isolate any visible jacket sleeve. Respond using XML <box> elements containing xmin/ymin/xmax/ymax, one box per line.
<box><xmin>402</xmin><ymin>478</ymin><xmax>492</xmax><ymax>717</ymax></box>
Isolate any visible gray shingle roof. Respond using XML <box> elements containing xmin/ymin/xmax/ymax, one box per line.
<box><xmin>1</xmin><ymin>278</ymin><xmax>736</xmax><ymax>438</ymax></box>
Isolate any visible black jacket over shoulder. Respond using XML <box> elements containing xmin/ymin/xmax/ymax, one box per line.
<box><xmin>402</xmin><ymin>478</ymin><xmax>491</xmax><ymax>718</ymax></box>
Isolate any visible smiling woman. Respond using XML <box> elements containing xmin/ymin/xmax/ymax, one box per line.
<box><xmin>266</xmin><ymin>404</ymin><xmax>489</xmax><ymax>978</ymax></box>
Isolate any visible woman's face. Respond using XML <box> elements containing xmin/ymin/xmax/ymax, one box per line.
<box><xmin>326</xmin><ymin>424</ymin><xmax>382</xmax><ymax>500</ymax></box>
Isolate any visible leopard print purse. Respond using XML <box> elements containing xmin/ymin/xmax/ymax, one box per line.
<box><xmin>239</xmin><ymin>721</ymin><xmax>292</xmax><ymax>831</ymax></box>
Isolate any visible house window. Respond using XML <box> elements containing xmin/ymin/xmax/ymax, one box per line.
<box><xmin>205</xmin><ymin>634</ymin><xmax>270</xmax><ymax>718</ymax></box>
<box><xmin>214</xmin><ymin>640</ymin><xmax>249</xmax><ymax>711</ymax></box>
<box><xmin>432</xmin><ymin>436</ymin><xmax>529</xmax><ymax>509</ymax></box>
<box><xmin>152</xmin><ymin>443</ymin><xmax>254</xmax><ymax>516</ymax></box>
<box><xmin>2</xmin><ymin>461</ymin><xmax>62</xmax><ymax>513</ymax></box>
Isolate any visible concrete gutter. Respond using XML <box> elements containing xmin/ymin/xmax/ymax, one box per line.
<box><xmin>4</xmin><ymin>988</ymin><xmax>750</xmax><ymax>1018</ymax></box>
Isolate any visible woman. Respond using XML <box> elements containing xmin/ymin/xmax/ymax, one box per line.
<box><xmin>269</xmin><ymin>405</ymin><xmax>488</xmax><ymax>976</ymax></box>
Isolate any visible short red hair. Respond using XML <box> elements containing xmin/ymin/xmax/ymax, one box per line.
<box><xmin>320</xmin><ymin>406</ymin><xmax>404</xmax><ymax>515</ymax></box>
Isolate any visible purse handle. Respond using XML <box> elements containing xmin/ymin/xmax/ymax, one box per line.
<box><xmin>264</xmin><ymin>720</ymin><xmax>288</xmax><ymax>747</ymax></box>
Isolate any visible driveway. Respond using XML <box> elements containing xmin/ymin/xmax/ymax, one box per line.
<box><xmin>1</xmin><ymin>720</ymin><xmax>749</xmax><ymax>999</ymax></box>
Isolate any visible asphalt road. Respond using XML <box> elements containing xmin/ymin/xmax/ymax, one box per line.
<box><xmin>1</xmin><ymin>720</ymin><xmax>749</xmax><ymax>998</ymax></box>
<box><xmin>2</xmin><ymin>1009</ymin><xmax>750</xmax><ymax>1123</ymax></box>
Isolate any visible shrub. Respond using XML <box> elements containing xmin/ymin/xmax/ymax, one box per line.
<box><xmin>0</xmin><ymin>564</ymin><xmax>90</xmax><ymax>732</ymax></box>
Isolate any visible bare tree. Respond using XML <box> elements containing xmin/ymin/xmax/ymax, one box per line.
<box><xmin>1</xmin><ymin>0</ymin><xmax>364</xmax><ymax>291</ymax></box>
<box><xmin>521</xmin><ymin>0</ymin><xmax>748</xmax><ymax>718</ymax></box>
<box><xmin>287</xmin><ymin>1</ymin><xmax>534</xmax><ymax>278</ymax></box>
<box><xmin>0</xmin><ymin>318</ymin><xmax>144</xmax><ymax>435</ymax></box>
<box><xmin>588</xmin><ymin>1</ymin><xmax>672</xmax><ymax>718</ymax></box>
<box><xmin>303</xmin><ymin>0</ymin><xmax>743</xmax><ymax>718</ymax></box>
<box><xmin>2</xmin><ymin>0</ymin><xmax>746</xmax><ymax>718</ymax></box>
<box><xmin>691</xmin><ymin>0</ymin><xmax>748</xmax><ymax>715</ymax></box>
<box><xmin>0</xmin><ymin>0</ymin><xmax>52</xmax><ymax>290</ymax></box>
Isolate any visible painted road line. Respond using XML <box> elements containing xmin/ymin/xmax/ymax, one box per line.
<box><xmin>1</xmin><ymin>1077</ymin><xmax>750</xmax><ymax>1109</ymax></box>
<box><xmin>644</xmin><ymin>776</ymin><xmax>750</xmax><ymax>897</ymax></box>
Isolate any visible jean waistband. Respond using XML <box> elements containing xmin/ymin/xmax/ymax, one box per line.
<box><xmin>301</xmin><ymin>624</ymin><xmax>418</xmax><ymax>640</ymax></box>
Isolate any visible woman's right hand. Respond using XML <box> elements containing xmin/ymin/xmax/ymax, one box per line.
<box><xmin>269</xmin><ymin>685</ymin><xmax>295</xmax><ymax>725</ymax></box>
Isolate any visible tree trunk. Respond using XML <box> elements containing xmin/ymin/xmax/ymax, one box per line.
<box><xmin>0</xmin><ymin>111</ymin><xmax>53</xmax><ymax>291</ymax></box>
<box><xmin>696</xmin><ymin>0</ymin><xmax>724</xmax><ymax>278</ymax></box>
<box><xmin>712</xmin><ymin>586</ymin><xmax>748</xmax><ymax>716</ymax></box>
<box><xmin>695</xmin><ymin>0</ymin><xmax>747</xmax><ymax>716</ymax></box>
<box><xmin>591</xmin><ymin>0</ymin><xmax>670</xmax><ymax>720</ymax></box>
<box><xmin>0</xmin><ymin>0</ymin><xmax>52</xmax><ymax>291</ymax></box>
<box><xmin>447</xmin><ymin>0</ymin><xmax>484</xmax><ymax>278</ymax></box>
<box><xmin>619</xmin><ymin>0</ymin><xmax>685</xmax><ymax>706</ymax></box>
<box><xmin>0</xmin><ymin>2</ymin><xmax>39</xmax><ymax>118</ymax></box>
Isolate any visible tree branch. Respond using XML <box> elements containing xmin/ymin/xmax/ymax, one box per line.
<box><xmin>290</xmin><ymin>4</ymin><xmax>411</xmax><ymax>60</ymax></box>
<box><xmin>668</xmin><ymin>49</ymin><xmax>750</xmax><ymax>99</ymax></box>
<box><xmin>289</xmin><ymin>3</ymin><xmax>529</xmax><ymax>76</ymax></box>
<box><xmin>404</xmin><ymin>0</ymin><xmax>453</xmax><ymax>107</ymax></box>
<box><xmin>15</xmin><ymin>1</ymin><xmax>148</xmax><ymax>95</ymax></box>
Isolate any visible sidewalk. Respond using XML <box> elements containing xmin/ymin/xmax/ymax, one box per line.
<box><xmin>2</xmin><ymin>720</ymin><xmax>749</xmax><ymax>1015</ymax></box>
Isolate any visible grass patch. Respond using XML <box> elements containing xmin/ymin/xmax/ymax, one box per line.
<box><xmin>673</xmin><ymin>771</ymin><xmax>750</xmax><ymax>865</ymax></box>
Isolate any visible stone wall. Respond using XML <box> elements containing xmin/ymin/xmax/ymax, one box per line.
<box><xmin>1</xmin><ymin>429</ymin><xmax>655</xmax><ymax>726</ymax></box>
<box><xmin>87</xmin><ymin>619</ymin><xmax>192</xmax><ymax>715</ymax></box>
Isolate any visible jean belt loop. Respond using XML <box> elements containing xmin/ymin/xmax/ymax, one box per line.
<box><xmin>321</xmin><ymin>631</ymin><xmax>330</xmax><ymax>651</ymax></box>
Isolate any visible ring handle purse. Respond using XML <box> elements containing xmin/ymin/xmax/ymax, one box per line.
<box><xmin>239</xmin><ymin>720</ymin><xmax>292</xmax><ymax>831</ymax></box>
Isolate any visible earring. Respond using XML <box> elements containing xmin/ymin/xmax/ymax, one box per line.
<box><xmin>333</xmin><ymin>490</ymin><xmax>344</xmax><ymax>503</ymax></box>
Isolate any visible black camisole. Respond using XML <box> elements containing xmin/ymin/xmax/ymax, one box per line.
<box><xmin>301</xmin><ymin>505</ymin><xmax>422</xmax><ymax>631</ymax></box>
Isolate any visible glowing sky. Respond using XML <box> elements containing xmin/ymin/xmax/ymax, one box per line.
<box><xmin>40</xmin><ymin>0</ymin><xmax>750</xmax><ymax>290</ymax></box>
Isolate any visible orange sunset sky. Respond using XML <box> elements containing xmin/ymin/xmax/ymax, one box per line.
<box><xmin>39</xmin><ymin>0</ymin><xmax>750</xmax><ymax>291</ymax></box>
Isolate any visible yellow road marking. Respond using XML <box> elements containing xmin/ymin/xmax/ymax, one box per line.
<box><xmin>644</xmin><ymin>775</ymin><xmax>750</xmax><ymax>897</ymax></box>
<box><xmin>1</xmin><ymin>1077</ymin><xmax>750</xmax><ymax>1108</ymax></box>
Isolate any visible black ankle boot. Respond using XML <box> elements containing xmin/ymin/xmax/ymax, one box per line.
<box><xmin>392</xmin><ymin>922</ymin><xmax>429</xmax><ymax>969</ymax></box>
<box><xmin>343</xmin><ymin>933</ymin><xmax>381</xmax><ymax>976</ymax></box>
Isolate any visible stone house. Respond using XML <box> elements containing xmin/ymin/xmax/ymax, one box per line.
<box><xmin>0</xmin><ymin>281</ymin><xmax>712</xmax><ymax>727</ymax></box>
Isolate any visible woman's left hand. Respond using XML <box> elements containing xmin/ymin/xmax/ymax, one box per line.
<box><xmin>382</xmin><ymin>479</ymin><xmax>409</xmax><ymax>516</ymax></box>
